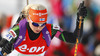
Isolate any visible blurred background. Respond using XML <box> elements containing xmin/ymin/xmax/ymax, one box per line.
<box><xmin>0</xmin><ymin>0</ymin><xmax>100</xmax><ymax>56</ymax></box>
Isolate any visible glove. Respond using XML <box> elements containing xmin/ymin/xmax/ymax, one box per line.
<box><xmin>1</xmin><ymin>43</ymin><xmax>13</xmax><ymax>54</ymax></box>
<box><xmin>0</xmin><ymin>38</ymin><xmax>8</xmax><ymax>47</ymax></box>
<box><xmin>77</xmin><ymin>1</ymin><xmax>87</xmax><ymax>19</ymax></box>
<box><xmin>0</xmin><ymin>51</ymin><xmax>3</xmax><ymax>56</ymax></box>
<box><xmin>75</xmin><ymin>1</ymin><xmax>87</xmax><ymax>43</ymax></box>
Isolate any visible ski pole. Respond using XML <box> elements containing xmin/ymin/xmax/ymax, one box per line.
<box><xmin>74</xmin><ymin>16</ymin><xmax>83</xmax><ymax>56</ymax></box>
<box><xmin>74</xmin><ymin>1</ymin><xmax>85</xmax><ymax>56</ymax></box>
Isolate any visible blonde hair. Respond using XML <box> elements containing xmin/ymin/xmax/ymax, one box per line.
<box><xmin>30</xmin><ymin>4</ymin><xmax>46</xmax><ymax>10</ymax></box>
<box><xmin>22</xmin><ymin>4</ymin><xmax>46</xmax><ymax>18</ymax></box>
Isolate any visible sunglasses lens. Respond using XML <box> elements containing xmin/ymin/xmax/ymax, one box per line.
<box><xmin>32</xmin><ymin>22</ymin><xmax>39</xmax><ymax>27</ymax></box>
<box><xmin>32</xmin><ymin>22</ymin><xmax>46</xmax><ymax>27</ymax></box>
<box><xmin>41</xmin><ymin>23</ymin><xmax>46</xmax><ymax>27</ymax></box>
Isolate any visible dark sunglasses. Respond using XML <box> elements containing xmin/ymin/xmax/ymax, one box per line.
<box><xmin>30</xmin><ymin>18</ymin><xmax>46</xmax><ymax>27</ymax></box>
<box><xmin>32</xmin><ymin>22</ymin><xmax>46</xmax><ymax>27</ymax></box>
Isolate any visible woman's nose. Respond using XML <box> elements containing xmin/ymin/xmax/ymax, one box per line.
<box><xmin>37</xmin><ymin>26</ymin><xmax>41</xmax><ymax>29</ymax></box>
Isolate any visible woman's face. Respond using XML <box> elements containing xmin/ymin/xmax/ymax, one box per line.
<box><xmin>29</xmin><ymin>20</ymin><xmax>46</xmax><ymax>33</ymax></box>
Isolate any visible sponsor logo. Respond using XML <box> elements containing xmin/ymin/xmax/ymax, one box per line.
<box><xmin>5</xmin><ymin>33</ymin><xmax>13</xmax><ymax>41</ymax></box>
<box><xmin>39</xmin><ymin>18</ymin><xmax>45</xmax><ymax>21</ymax></box>
<box><xmin>9</xmin><ymin>30</ymin><xmax>17</xmax><ymax>38</ymax></box>
<box><xmin>53</xmin><ymin>25</ymin><xmax>60</xmax><ymax>30</ymax></box>
<box><xmin>15</xmin><ymin>36</ymin><xmax>22</xmax><ymax>45</ymax></box>
<box><xmin>33</xmin><ymin>13</ymin><xmax>47</xmax><ymax>16</ymax></box>
<box><xmin>46</xmin><ymin>31</ymin><xmax>49</xmax><ymax>34</ymax></box>
<box><xmin>18</xmin><ymin>44</ymin><xmax>45</xmax><ymax>53</ymax></box>
<box><xmin>5</xmin><ymin>30</ymin><xmax>17</xmax><ymax>41</ymax></box>
<box><xmin>46</xmin><ymin>31</ymin><xmax>51</xmax><ymax>41</ymax></box>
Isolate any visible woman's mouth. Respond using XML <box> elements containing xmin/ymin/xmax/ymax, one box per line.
<box><xmin>36</xmin><ymin>30</ymin><xmax>40</xmax><ymax>33</ymax></box>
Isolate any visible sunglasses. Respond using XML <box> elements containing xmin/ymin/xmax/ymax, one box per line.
<box><xmin>29</xmin><ymin>18</ymin><xmax>46</xmax><ymax>27</ymax></box>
